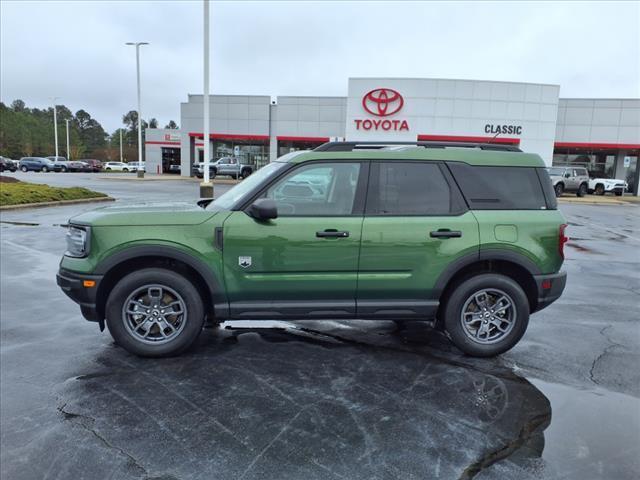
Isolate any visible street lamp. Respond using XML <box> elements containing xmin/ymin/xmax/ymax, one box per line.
<box><xmin>125</xmin><ymin>42</ymin><xmax>149</xmax><ymax>167</ymax></box>
<box><xmin>200</xmin><ymin>0</ymin><xmax>213</xmax><ymax>198</ymax></box>
<box><xmin>50</xmin><ymin>96</ymin><xmax>60</xmax><ymax>157</ymax></box>
<box><xmin>65</xmin><ymin>119</ymin><xmax>70</xmax><ymax>160</ymax></box>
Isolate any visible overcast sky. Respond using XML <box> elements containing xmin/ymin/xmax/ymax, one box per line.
<box><xmin>1</xmin><ymin>0</ymin><xmax>639</xmax><ymax>132</ymax></box>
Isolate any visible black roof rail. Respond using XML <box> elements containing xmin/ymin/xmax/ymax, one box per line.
<box><xmin>314</xmin><ymin>141</ymin><xmax>522</xmax><ymax>153</ymax></box>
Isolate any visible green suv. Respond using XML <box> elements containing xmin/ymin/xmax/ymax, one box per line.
<box><xmin>57</xmin><ymin>141</ymin><xmax>567</xmax><ymax>358</ymax></box>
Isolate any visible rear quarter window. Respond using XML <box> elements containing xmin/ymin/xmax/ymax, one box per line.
<box><xmin>447</xmin><ymin>163</ymin><xmax>551</xmax><ymax>210</ymax></box>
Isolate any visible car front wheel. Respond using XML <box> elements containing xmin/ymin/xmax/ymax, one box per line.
<box><xmin>443</xmin><ymin>273</ymin><xmax>530</xmax><ymax>357</ymax></box>
<box><xmin>595</xmin><ymin>184</ymin><xmax>605</xmax><ymax>195</ymax></box>
<box><xmin>554</xmin><ymin>183</ymin><xmax>564</xmax><ymax>197</ymax></box>
<box><xmin>42</xmin><ymin>166</ymin><xmax>49</xmax><ymax>172</ymax></box>
<box><xmin>20</xmin><ymin>166</ymin><xmax>28</xmax><ymax>172</ymax></box>
<box><xmin>105</xmin><ymin>268</ymin><xmax>205</xmax><ymax>357</ymax></box>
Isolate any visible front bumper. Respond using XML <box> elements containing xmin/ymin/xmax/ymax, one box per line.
<box><xmin>56</xmin><ymin>268</ymin><xmax>104</xmax><ymax>323</ymax></box>
<box><xmin>533</xmin><ymin>271</ymin><xmax>567</xmax><ymax>312</ymax></box>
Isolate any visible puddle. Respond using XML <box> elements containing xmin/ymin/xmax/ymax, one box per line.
<box><xmin>0</xmin><ymin>221</ymin><xmax>40</xmax><ymax>226</ymax></box>
<box><xmin>567</xmin><ymin>242</ymin><xmax>600</xmax><ymax>254</ymax></box>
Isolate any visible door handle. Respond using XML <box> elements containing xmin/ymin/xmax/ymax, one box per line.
<box><xmin>430</xmin><ymin>229</ymin><xmax>462</xmax><ymax>239</ymax></box>
<box><xmin>316</xmin><ymin>229</ymin><xmax>350</xmax><ymax>238</ymax></box>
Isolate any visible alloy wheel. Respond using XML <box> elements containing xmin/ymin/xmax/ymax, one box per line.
<box><xmin>122</xmin><ymin>284</ymin><xmax>187</xmax><ymax>345</ymax></box>
<box><xmin>460</xmin><ymin>288</ymin><xmax>516</xmax><ymax>344</ymax></box>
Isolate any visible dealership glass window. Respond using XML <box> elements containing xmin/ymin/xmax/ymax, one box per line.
<box><xmin>161</xmin><ymin>147</ymin><xmax>180</xmax><ymax>173</ymax></box>
<box><xmin>277</xmin><ymin>140</ymin><xmax>326</xmax><ymax>158</ymax></box>
<box><xmin>366</xmin><ymin>162</ymin><xmax>457</xmax><ymax>215</ymax></box>
<box><xmin>263</xmin><ymin>163</ymin><xmax>361</xmax><ymax>216</ymax></box>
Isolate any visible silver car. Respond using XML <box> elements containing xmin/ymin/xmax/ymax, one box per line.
<box><xmin>547</xmin><ymin>166</ymin><xmax>590</xmax><ymax>197</ymax></box>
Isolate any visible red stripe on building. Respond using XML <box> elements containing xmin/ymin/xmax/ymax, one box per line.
<box><xmin>276</xmin><ymin>136</ymin><xmax>330</xmax><ymax>143</ymax></box>
<box><xmin>188</xmin><ymin>132</ymin><xmax>269</xmax><ymax>141</ymax></box>
<box><xmin>554</xmin><ymin>142</ymin><xmax>640</xmax><ymax>150</ymax></box>
<box><xmin>417</xmin><ymin>134</ymin><xmax>520</xmax><ymax>145</ymax></box>
<box><xmin>145</xmin><ymin>141</ymin><xmax>181</xmax><ymax>145</ymax></box>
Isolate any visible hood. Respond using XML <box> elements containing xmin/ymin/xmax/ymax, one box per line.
<box><xmin>592</xmin><ymin>177</ymin><xmax>625</xmax><ymax>184</ymax></box>
<box><xmin>69</xmin><ymin>202</ymin><xmax>221</xmax><ymax>227</ymax></box>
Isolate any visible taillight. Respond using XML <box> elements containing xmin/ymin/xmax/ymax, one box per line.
<box><xmin>559</xmin><ymin>224</ymin><xmax>569</xmax><ymax>259</ymax></box>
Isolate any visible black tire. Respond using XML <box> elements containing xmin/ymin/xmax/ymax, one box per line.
<box><xmin>105</xmin><ymin>268</ymin><xmax>205</xmax><ymax>357</ymax></box>
<box><xmin>554</xmin><ymin>183</ymin><xmax>564</xmax><ymax>197</ymax></box>
<box><xmin>241</xmin><ymin>168</ymin><xmax>252</xmax><ymax>179</ymax></box>
<box><xmin>577</xmin><ymin>183</ymin><xmax>587</xmax><ymax>197</ymax></box>
<box><xmin>123</xmin><ymin>168</ymin><xmax>129</xmax><ymax>172</ymax></box>
<box><xmin>595</xmin><ymin>184</ymin><xmax>605</xmax><ymax>195</ymax></box>
<box><xmin>41</xmin><ymin>166</ymin><xmax>49</xmax><ymax>173</ymax></box>
<box><xmin>211</xmin><ymin>169</ymin><xmax>217</xmax><ymax>179</ymax></box>
<box><xmin>20</xmin><ymin>166</ymin><xmax>28</xmax><ymax>172</ymax></box>
<box><xmin>443</xmin><ymin>273</ymin><xmax>530</xmax><ymax>357</ymax></box>
<box><xmin>61</xmin><ymin>166</ymin><xmax>68</xmax><ymax>172</ymax></box>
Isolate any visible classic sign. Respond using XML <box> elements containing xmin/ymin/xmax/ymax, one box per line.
<box><xmin>485</xmin><ymin>124</ymin><xmax>523</xmax><ymax>135</ymax></box>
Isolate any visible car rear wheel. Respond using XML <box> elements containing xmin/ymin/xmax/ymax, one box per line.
<box><xmin>20</xmin><ymin>166</ymin><xmax>28</xmax><ymax>172</ymax></box>
<box><xmin>123</xmin><ymin>168</ymin><xmax>129</xmax><ymax>172</ymax></box>
<box><xmin>105</xmin><ymin>268</ymin><xmax>205</xmax><ymax>357</ymax></box>
<box><xmin>554</xmin><ymin>183</ymin><xmax>564</xmax><ymax>197</ymax></box>
<box><xmin>577</xmin><ymin>183</ymin><xmax>587</xmax><ymax>197</ymax></box>
<box><xmin>61</xmin><ymin>166</ymin><xmax>68</xmax><ymax>172</ymax></box>
<box><xmin>443</xmin><ymin>273</ymin><xmax>530</xmax><ymax>357</ymax></box>
<box><xmin>42</xmin><ymin>166</ymin><xmax>49</xmax><ymax>172</ymax></box>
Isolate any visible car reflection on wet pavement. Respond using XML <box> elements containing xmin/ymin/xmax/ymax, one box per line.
<box><xmin>50</xmin><ymin>321</ymin><xmax>551</xmax><ymax>480</ymax></box>
<box><xmin>1</xmin><ymin>175</ymin><xmax>639</xmax><ymax>480</ymax></box>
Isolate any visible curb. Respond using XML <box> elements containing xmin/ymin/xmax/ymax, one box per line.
<box><xmin>0</xmin><ymin>196</ymin><xmax>115</xmax><ymax>211</ymax></box>
<box><xmin>96</xmin><ymin>175</ymin><xmax>240</xmax><ymax>185</ymax></box>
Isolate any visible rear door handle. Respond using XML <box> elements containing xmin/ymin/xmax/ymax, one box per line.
<box><xmin>430</xmin><ymin>229</ymin><xmax>462</xmax><ymax>239</ymax></box>
<box><xmin>316</xmin><ymin>229</ymin><xmax>350</xmax><ymax>238</ymax></box>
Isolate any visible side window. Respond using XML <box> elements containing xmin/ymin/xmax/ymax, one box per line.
<box><xmin>367</xmin><ymin>162</ymin><xmax>457</xmax><ymax>215</ymax></box>
<box><xmin>264</xmin><ymin>162</ymin><xmax>361</xmax><ymax>216</ymax></box>
<box><xmin>448</xmin><ymin>163</ymin><xmax>548</xmax><ymax>210</ymax></box>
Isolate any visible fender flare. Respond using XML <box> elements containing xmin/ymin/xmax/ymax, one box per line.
<box><xmin>433</xmin><ymin>249</ymin><xmax>541</xmax><ymax>296</ymax></box>
<box><xmin>94</xmin><ymin>245</ymin><xmax>225</xmax><ymax>306</ymax></box>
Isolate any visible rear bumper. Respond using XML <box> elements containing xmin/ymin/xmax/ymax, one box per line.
<box><xmin>533</xmin><ymin>271</ymin><xmax>567</xmax><ymax>312</ymax></box>
<box><xmin>56</xmin><ymin>268</ymin><xmax>103</xmax><ymax>322</ymax></box>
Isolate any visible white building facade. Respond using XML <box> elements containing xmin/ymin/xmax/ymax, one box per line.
<box><xmin>145</xmin><ymin>77</ymin><xmax>640</xmax><ymax>194</ymax></box>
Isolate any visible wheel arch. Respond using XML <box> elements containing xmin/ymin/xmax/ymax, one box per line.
<box><xmin>435</xmin><ymin>250</ymin><xmax>540</xmax><ymax>319</ymax></box>
<box><xmin>94</xmin><ymin>246</ymin><xmax>224</xmax><ymax>321</ymax></box>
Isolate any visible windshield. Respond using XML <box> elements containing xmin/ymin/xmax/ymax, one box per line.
<box><xmin>547</xmin><ymin>167</ymin><xmax>565</xmax><ymax>176</ymax></box>
<box><xmin>209</xmin><ymin>161</ymin><xmax>288</xmax><ymax>210</ymax></box>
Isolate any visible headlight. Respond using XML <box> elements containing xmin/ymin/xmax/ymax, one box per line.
<box><xmin>65</xmin><ymin>225</ymin><xmax>90</xmax><ymax>258</ymax></box>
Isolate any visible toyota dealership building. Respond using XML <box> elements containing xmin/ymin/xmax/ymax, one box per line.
<box><xmin>145</xmin><ymin>77</ymin><xmax>640</xmax><ymax>195</ymax></box>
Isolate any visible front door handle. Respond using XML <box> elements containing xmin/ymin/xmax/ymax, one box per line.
<box><xmin>430</xmin><ymin>229</ymin><xmax>462</xmax><ymax>239</ymax></box>
<box><xmin>316</xmin><ymin>229</ymin><xmax>350</xmax><ymax>238</ymax></box>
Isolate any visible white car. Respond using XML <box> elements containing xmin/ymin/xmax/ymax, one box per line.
<box><xmin>128</xmin><ymin>161</ymin><xmax>146</xmax><ymax>172</ymax></box>
<box><xmin>103</xmin><ymin>162</ymin><xmax>135</xmax><ymax>172</ymax></box>
<box><xmin>588</xmin><ymin>176</ymin><xmax>627</xmax><ymax>196</ymax></box>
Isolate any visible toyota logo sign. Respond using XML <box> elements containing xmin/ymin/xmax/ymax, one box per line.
<box><xmin>362</xmin><ymin>88</ymin><xmax>404</xmax><ymax>117</ymax></box>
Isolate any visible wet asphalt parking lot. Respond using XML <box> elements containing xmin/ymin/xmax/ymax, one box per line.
<box><xmin>1</xmin><ymin>172</ymin><xmax>639</xmax><ymax>480</ymax></box>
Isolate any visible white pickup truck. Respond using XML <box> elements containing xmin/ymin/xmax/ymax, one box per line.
<box><xmin>588</xmin><ymin>175</ymin><xmax>628</xmax><ymax>196</ymax></box>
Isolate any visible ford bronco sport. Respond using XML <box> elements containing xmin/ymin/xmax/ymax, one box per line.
<box><xmin>57</xmin><ymin>141</ymin><xmax>567</xmax><ymax>358</ymax></box>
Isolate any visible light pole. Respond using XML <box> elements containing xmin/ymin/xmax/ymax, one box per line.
<box><xmin>50</xmin><ymin>97</ymin><xmax>60</xmax><ymax>157</ymax></box>
<box><xmin>200</xmin><ymin>0</ymin><xmax>213</xmax><ymax>198</ymax></box>
<box><xmin>119</xmin><ymin>129</ymin><xmax>123</xmax><ymax>162</ymax></box>
<box><xmin>125</xmin><ymin>42</ymin><xmax>149</xmax><ymax>168</ymax></box>
<box><xmin>65</xmin><ymin>119</ymin><xmax>70</xmax><ymax>160</ymax></box>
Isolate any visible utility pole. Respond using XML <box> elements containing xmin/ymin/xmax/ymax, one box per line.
<box><xmin>119</xmin><ymin>129</ymin><xmax>123</xmax><ymax>162</ymax></box>
<box><xmin>65</xmin><ymin>119</ymin><xmax>70</xmax><ymax>160</ymax></box>
<box><xmin>50</xmin><ymin>97</ymin><xmax>60</xmax><ymax>157</ymax></box>
<box><xmin>125</xmin><ymin>42</ymin><xmax>149</xmax><ymax>168</ymax></box>
<box><xmin>200</xmin><ymin>0</ymin><xmax>213</xmax><ymax>198</ymax></box>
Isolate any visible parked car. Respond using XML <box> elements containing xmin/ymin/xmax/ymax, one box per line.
<box><xmin>66</xmin><ymin>161</ymin><xmax>92</xmax><ymax>172</ymax></box>
<box><xmin>192</xmin><ymin>157</ymin><xmax>253</xmax><ymax>179</ymax></box>
<box><xmin>78</xmin><ymin>159</ymin><xmax>103</xmax><ymax>172</ymax></box>
<box><xmin>46</xmin><ymin>156</ymin><xmax>72</xmax><ymax>172</ymax></box>
<box><xmin>168</xmin><ymin>164</ymin><xmax>181</xmax><ymax>174</ymax></box>
<box><xmin>18</xmin><ymin>157</ymin><xmax>60</xmax><ymax>172</ymax></box>
<box><xmin>128</xmin><ymin>161</ymin><xmax>145</xmax><ymax>172</ymax></box>
<box><xmin>0</xmin><ymin>156</ymin><xmax>17</xmax><ymax>172</ymax></box>
<box><xmin>547</xmin><ymin>166</ymin><xmax>589</xmax><ymax>197</ymax></box>
<box><xmin>587</xmin><ymin>174</ymin><xmax>628</xmax><ymax>196</ymax></box>
<box><xmin>103</xmin><ymin>162</ymin><xmax>134</xmax><ymax>172</ymax></box>
<box><xmin>57</xmin><ymin>141</ymin><xmax>567</xmax><ymax>358</ymax></box>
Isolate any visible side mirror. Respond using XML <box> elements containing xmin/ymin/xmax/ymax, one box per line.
<box><xmin>197</xmin><ymin>198</ymin><xmax>214</xmax><ymax>209</ymax></box>
<box><xmin>248</xmin><ymin>198</ymin><xmax>277</xmax><ymax>221</ymax></box>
